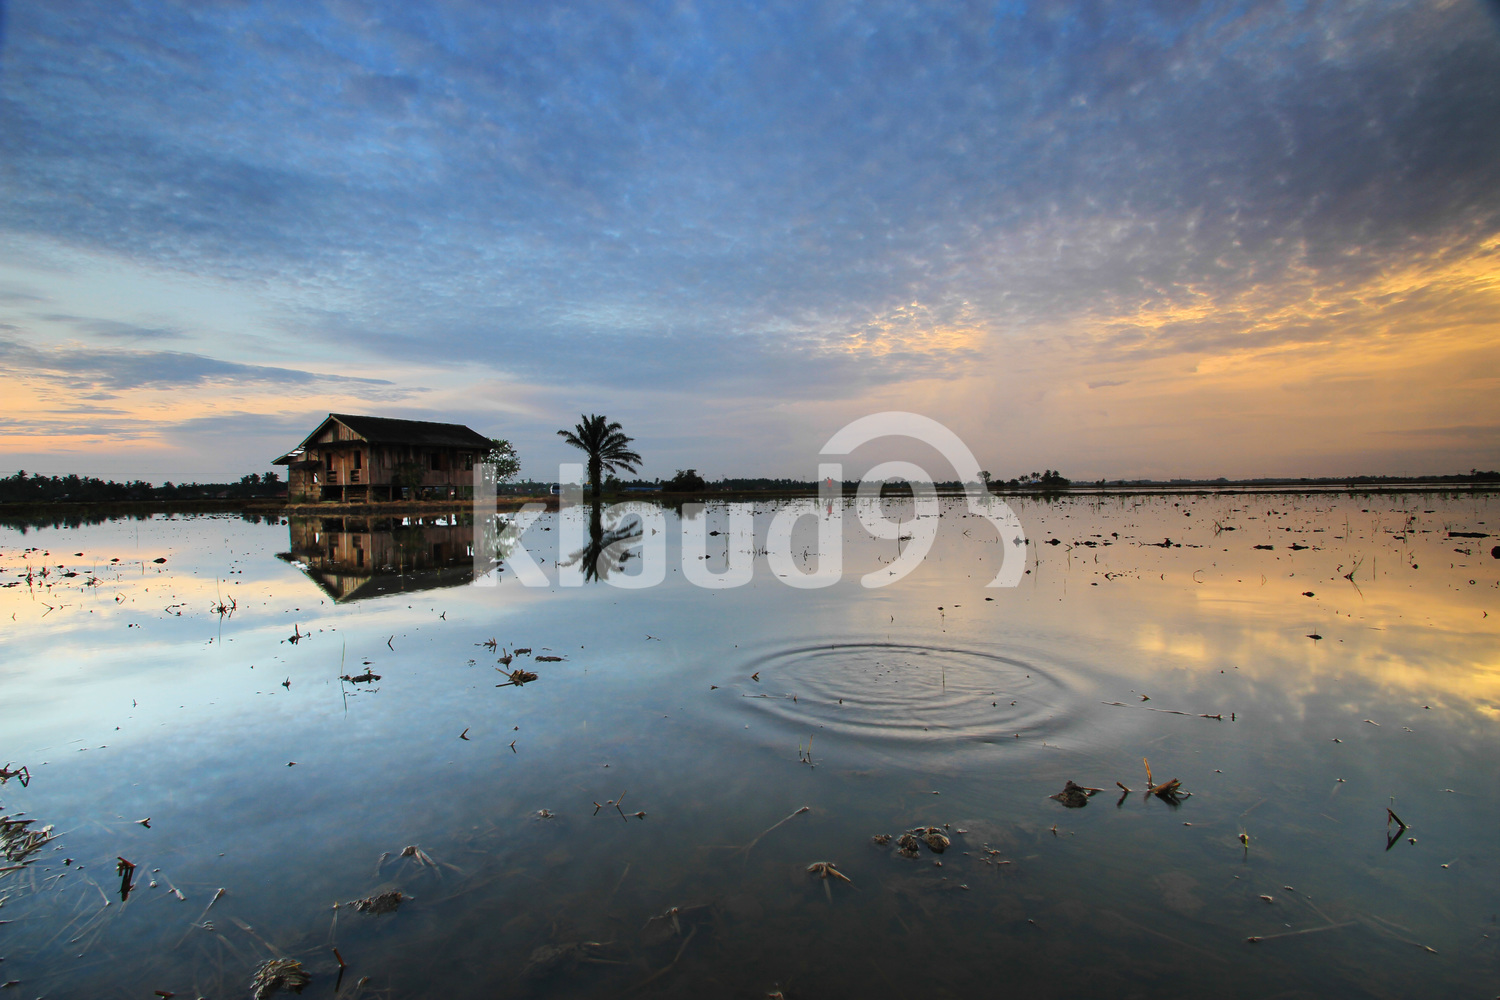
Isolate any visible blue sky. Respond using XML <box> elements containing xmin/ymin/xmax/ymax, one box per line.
<box><xmin>2</xmin><ymin>0</ymin><xmax>1498</xmax><ymax>482</ymax></box>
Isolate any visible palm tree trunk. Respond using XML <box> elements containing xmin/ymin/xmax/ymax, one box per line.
<box><xmin>590</xmin><ymin>456</ymin><xmax>602</xmax><ymax>498</ymax></box>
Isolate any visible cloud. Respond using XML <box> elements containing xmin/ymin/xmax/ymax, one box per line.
<box><xmin>41</xmin><ymin>315</ymin><xmax>186</xmax><ymax>341</ymax></box>
<box><xmin>0</xmin><ymin>0</ymin><xmax>1497</xmax><ymax>475</ymax></box>
<box><xmin>0</xmin><ymin>338</ymin><xmax>393</xmax><ymax>391</ymax></box>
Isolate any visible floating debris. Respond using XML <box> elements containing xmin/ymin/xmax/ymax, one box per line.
<box><xmin>340</xmin><ymin>671</ymin><xmax>381</xmax><ymax>683</ymax></box>
<box><xmin>399</xmin><ymin>844</ymin><xmax>437</xmax><ymax>868</ymax></box>
<box><xmin>1051</xmin><ymin>780</ymin><xmax>1100</xmax><ymax>808</ymax></box>
<box><xmin>521</xmin><ymin>941</ymin><xmax>623</xmax><ymax>979</ymax></box>
<box><xmin>251</xmin><ymin>958</ymin><xmax>311</xmax><ymax>998</ymax></box>
<box><xmin>806</xmin><ymin>860</ymin><xmax>852</xmax><ymax>882</ymax></box>
<box><xmin>115</xmin><ymin>856</ymin><xmax>136</xmax><ymax>901</ymax></box>
<box><xmin>1386</xmin><ymin>807</ymin><xmax>1409</xmax><ymax>851</ymax></box>
<box><xmin>349</xmin><ymin>890</ymin><xmax>404</xmax><ymax>915</ymax></box>
<box><xmin>1142</xmin><ymin>758</ymin><xmax>1189</xmax><ymax>802</ymax></box>
<box><xmin>891</xmin><ymin>826</ymin><xmax>950</xmax><ymax>856</ymax></box>
<box><xmin>535</xmin><ymin>655</ymin><xmax>564</xmax><ymax>662</ymax></box>
<box><xmin>1</xmin><ymin>812</ymin><xmax>56</xmax><ymax>868</ymax></box>
<box><xmin>870</xmin><ymin>833</ymin><xmax>892</xmax><ymax>846</ymax></box>
<box><xmin>1151</xmin><ymin>778</ymin><xmax>1186</xmax><ymax>802</ymax></box>
<box><xmin>919</xmin><ymin>828</ymin><xmax>950</xmax><ymax>852</ymax></box>
<box><xmin>496</xmin><ymin>669</ymin><xmax>539</xmax><ymax>687</ymax></box>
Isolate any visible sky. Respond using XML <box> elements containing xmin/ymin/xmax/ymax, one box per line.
<box><xmin>1</xmin><ymin>0</ymin><xmax>1499</xmax><ymax>484</ymax></box>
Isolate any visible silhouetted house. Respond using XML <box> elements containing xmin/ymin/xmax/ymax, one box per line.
<box><xmin>273</xmin><ymin>413</ymin><xmax>492</xmax><ymax>502</ymax></box>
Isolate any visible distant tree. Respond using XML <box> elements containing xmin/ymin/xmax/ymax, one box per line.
<box><xmin>663</xmin><ymin>468</ymin><xmax>707</xmax><ymax>492</ymax></box>
<box><xmin>1039</xmin><ymin>469</ymin><xmax>1071</xmax><ymax>489</ymax></box>
<box><xmin>483</xmin><ymin>438</ymin><xmax>521</xmax><ymax>483</ymax></box>
<box><xmin>980</xmin><ymin>470</ymin><xmax>992</xmax><ymax>489</ymax></box>
<box><xmin>557</xmin><ymin>414</ymin><xmax>642</xmax><ymax>499</ymax></box>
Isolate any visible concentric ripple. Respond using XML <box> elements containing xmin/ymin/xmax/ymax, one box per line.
<box><xmin>732</xmin><ymin>641</ymin><xmax>1076</xmax><ymax>748</ymax></box>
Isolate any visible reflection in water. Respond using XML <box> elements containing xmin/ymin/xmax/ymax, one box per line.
<box><xmin>278</xmin><ymin>514</ymin><xmax>477</xmax><ymax>602</ymax></box>
<box><xmin>0</xmin><ymin>492</ymin><xmax>1497</xmax><ymax>998</ymax></box>
<box><xmin>559</xmin><ymin>500</ymin><xmax>644</xmax><ymax>583</ymax></box>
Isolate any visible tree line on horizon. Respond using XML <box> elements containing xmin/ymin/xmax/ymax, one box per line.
<box><xmin>7</xmin><ymin>409</ymin><xmax>1500</xmax><ymax>508</ymax></box>
<box><xmin>0</xmin><ymin>469</ymin><xmax>285</xmax><ymax>504</ymax></box>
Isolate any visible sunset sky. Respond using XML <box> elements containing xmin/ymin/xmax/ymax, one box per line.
<box><xmin>2</xmin><ymin>0</ymin><xmax>1498</xmax><ymax>483</ymax></box>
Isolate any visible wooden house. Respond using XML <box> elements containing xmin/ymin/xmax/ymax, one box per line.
<box><xmin>273</xmin><ymin>413</ymin><xmax>492</xmax><ymax>502</ymax></box>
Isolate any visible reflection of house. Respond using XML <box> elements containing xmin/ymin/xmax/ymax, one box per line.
<box><xmin>278</xmin><ymin>515</ymin><xmax>477</xmax><ymax>602</ymax></box>
<box><xmin>273</xmin><ymin>413</ymin><xmax>492</xmax><ymax>502</ymax></box>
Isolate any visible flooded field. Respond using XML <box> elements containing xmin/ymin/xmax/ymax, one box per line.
<box><xmin>1</xmin><ymin>492</ymin><xmax>1497</xmax><ymax>999</ymax></box>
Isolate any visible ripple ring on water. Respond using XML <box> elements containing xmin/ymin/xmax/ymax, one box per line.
<box><xmin>731</xmin><ymin>641</ymin><xmax>1075</xmax><ymax>748</ymax></box>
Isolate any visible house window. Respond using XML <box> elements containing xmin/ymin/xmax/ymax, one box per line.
<box><xmin>353</xmin><ymin>451</ymin><xmax>362</xmax><ymax>470</ymax></box>
<box><xmin>351</xmin><ymin>469</ymin><xmax>361</xmax><ymax>483</ymax></box>
<box><xmin>431</xmin><ymin>452</ymin><xmax>443</xmax><ymax>471</ymax></box>
<box><xmin>326</xmin><ymin>454</ymin><xmax>334</xmax><ymax>471</ymax></box>
<box><xmin>464</xmin><ymin>454</ymin><xmax>474</xmax><ymax>471</ymax></box>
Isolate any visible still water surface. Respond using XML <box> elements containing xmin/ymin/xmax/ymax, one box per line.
<box><xmin>1</xmin><ymin>493</ymin><xmax>1497</xmax><ymax>998</ymax></box>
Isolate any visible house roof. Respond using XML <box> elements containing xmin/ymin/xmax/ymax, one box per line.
<box><xmin>293</xmin><ymin>414</ymin><xmax>493</xmax><ymax>452</ymax></box>
<box><xmin>271</xmin><ymin>447</ymin><xmax>320</xmax><ymax>469</ymax></box>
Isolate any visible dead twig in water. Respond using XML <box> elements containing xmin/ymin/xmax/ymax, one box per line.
<box><xmin>1385</xmin><ymin>807</ymin><xmax>1408</xmax><ymax>851</ymax></box>
<box><xmin>607</xmin><ymin>862</ymin><xmax>630</xmax><ymax>904</ymax></box>
<box><xmin>496</xmin><ymin>669</ymin><xmax>538</xmax><ymax>687</ymax></box>
<box><xmin>1247</xmin><ymin>920</ymin><xmax>1357</xmax><ymax>944</ymax></box>
<box><xmin>250</xmin><ymin>958</ymin><xmax>309</xmax><ymax>1000</ymax></box>
<box><xmin>1142</xmin><ymin>758</ymin><xmax>1188</xmax><ymax>801</ymax></box>
<box><xmin>628</xmin><ymin>924</ymin><xmax>698</xmax><ymax>993</ymax></box>
<box><xmin>1362</xmin><ymin>913</ymin><xmax>1440</xmax><ymax>954</ymax></box>
<box><xmin>740</xmin><ymin>806</ymin><xmax>811</xmax><ymax>858</ymax></box>
<box><xmin>114</xmin><ymin>856</ymin><xmax>136</xmax><ymax>902</ymax></box>
<box><xmin>807</xmin><ymin>860</ymin><xmax>852</xmax><ymax>900</ymax></box>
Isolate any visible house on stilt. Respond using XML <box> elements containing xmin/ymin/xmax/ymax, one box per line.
<box><xmin>273</xmin><ymin>413</ymin><xmax>492</xmax><ymax>502</ymax></box>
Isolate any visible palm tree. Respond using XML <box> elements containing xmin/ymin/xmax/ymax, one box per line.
<box><xmin>557</xmin><ymin>414</ymin><xmax>642</xmax><ymax>498</ymax></box>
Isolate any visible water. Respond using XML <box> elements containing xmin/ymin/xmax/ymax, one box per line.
<box><xmin>1</xmin><ymin>493</ymin><xmax>1497</xmax><ymax>998</ymax></box>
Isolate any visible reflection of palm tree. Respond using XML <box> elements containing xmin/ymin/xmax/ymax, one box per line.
<box><xmin>557</xmin><ymin>414</ymin><xmax>642</xmax><ymax>499</ymax></box>
<box><xmin>560</xmin><ymin>501</ymin><xmax>643</xmax><ymax>582</ymax></box>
